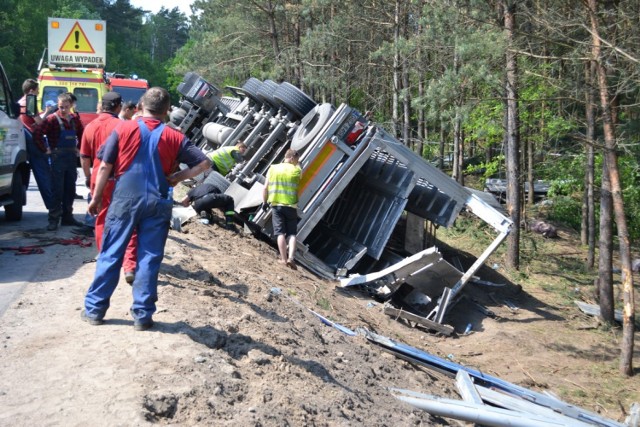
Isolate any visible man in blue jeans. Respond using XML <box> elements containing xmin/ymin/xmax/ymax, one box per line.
<box><xmin>81</xmin><ymin>87</ymin><xmax>210</xmax><ymax>331</ymax></box>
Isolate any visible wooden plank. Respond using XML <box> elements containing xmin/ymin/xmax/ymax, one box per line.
<box><xmin>383</xmin><ymin>304</ymin><xmax>454</xmax><ymax>335</ymax></box>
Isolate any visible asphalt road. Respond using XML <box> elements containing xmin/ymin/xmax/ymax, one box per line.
<box><xmin>0</xmin><ymin>168</ymin><xmax>91</xmax><ymax>316</ymax></box>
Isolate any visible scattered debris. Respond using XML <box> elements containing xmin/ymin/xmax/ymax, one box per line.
<box><xmin>528</xmin><ymin>219</ymin><xmax>558</xmax><ymax>238</ymax></box>
<box><xmin>360</xmin><ymin>329</ymin><xmax>625</xmax><ymax>427</ymax></box>
<box><xmin>575</xmin><ymin>301</ymin><xmax>623</xmax><ymax>323</ymax></box>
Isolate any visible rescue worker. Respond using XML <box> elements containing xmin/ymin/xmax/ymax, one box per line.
<box><xmin>81</xmin><ymin>87</ymin><xmax>210</xmax><ymax>331</ymax></box>
<box><xmin>33</xmin><ymin>92</ymin><xmax>85</xmax><ymax>230</ymax></box>
<box><xmin>19</xmin><ymin>79</ymin><xmax>55</xmax><ymax>210</ymax></box>
<box><xmin>207</xmin><ymin>141</ymin><xmax>247</xmax><ymax>177</ymax></box>
<box><xmin>262</xmin><ymin>149</ymin><xmax>301</xmax><ymax>270</ymax></box>
<box><xmin>179</xmin><ymin>176</ymin><xmax>236</xmax><ymax>229</ymax></box>
<box><xmin>80</xmin><ymin>91</ymin><xmax>138</xmax><ymax>284</ymax></box>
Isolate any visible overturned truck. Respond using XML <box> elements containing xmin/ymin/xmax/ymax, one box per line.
<box><xmin>171</xmin><ymin>73</ymin><xmax>513</xmax><ymax>331</ymax></box>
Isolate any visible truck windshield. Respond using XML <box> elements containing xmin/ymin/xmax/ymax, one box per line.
<box><xmin>73</xmin><ymin>87</ymin><xmax>98</xmax><ymax>113</ymax></box>
<box><xmin>41</xmin><ymin>86</ymin><xmax>67</xmax><ymax>110</ymax></box>
<box><xmin>110</xmin><ymin>86</ymin><xmax>146</xmax><ymax>104</ymax></box>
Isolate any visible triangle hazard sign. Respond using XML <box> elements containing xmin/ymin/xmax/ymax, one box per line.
<box><xmin>59</xmin><ymin>22</ymin><xmax>95</xmax><ymax>54</ymax></box>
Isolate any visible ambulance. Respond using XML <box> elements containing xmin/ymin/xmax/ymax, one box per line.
<box><xmin>37</xmin><ymin>18</ymin><xmax>108</xmax><ymax>126</ymax></box>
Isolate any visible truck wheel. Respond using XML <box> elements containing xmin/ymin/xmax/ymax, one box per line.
<box><xmin>203</xmin><ymin>171</ymin><xmax>230</xmax><ymax>192</ymax></box>
<box><xmin>240</xmin><ymin>78</ymin><xmax>263</xmax><ymax>104</ymax></box>
<box><xmin>256</xmin><ymin>80</ymin><xmax>280</xmax><ymax>109</ymax></box>
<box><xmin>291</xmin><ymin>103</ymin><xmax>335</xmax><ymax>151</ymax></box>
<box><xmin>170</xmin><ymin>107</ymin><xmax>187</xmax><ymax>126</ymax></box>
<box><xmin>273</xmin><ymin>82</ymin><xmax>316</xmax><ymax>120</ymax></box>
<box><xmin>4</xmin><ymin>170</ymin><xmax>24</xmax><ymax>221</ymax></box>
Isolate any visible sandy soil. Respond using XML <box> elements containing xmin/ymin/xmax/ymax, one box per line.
<box><xmin>0</xmin><ymin>212</ymin><xmax>638</xmax><ymax>426</ymax></box>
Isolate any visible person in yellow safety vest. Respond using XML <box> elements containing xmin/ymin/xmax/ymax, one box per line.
<box><xmin>262</xmin><ymin>149</ymin><xmax>301</xmax><ymax>270</ymax></box>
<box><xmin>207</xmin><ymin>141</ymin><xmax>247</xmax><ymax>176</ymax></box>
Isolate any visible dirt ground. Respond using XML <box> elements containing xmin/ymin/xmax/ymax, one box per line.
<box><xmin>1</xmin><ymin>209</ymin><xmax>639</xmax><ymax>426</ymax></box>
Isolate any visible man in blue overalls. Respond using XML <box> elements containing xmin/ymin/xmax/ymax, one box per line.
<box><xmin>81</xmin><ymin>87</ymin><xmax>210</xmax><ymax>331</ymax></box>
<box><xmin>33</xmin><ymin>92</ymin><xmax>85</xmax><ymax>230</ymax></box>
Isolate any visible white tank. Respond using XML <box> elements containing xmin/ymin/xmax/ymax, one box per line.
<box><xmin>202</xmin><ymin>122</ymin><xmax>233</xmax><ymax>146</ymax></box>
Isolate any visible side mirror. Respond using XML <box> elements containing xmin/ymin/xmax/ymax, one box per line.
<box><xmin>25</xmin><ymin>94</ymin><xmax>37</xmax><ymax>117</ymax></box>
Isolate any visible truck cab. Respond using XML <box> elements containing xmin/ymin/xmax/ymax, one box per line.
<box><xmin>0</xmin><ymin>61</ymin><xmax>30</xmax><ymax>220</ymax></box>
<box><xmin>107</xmin><ymin>73</ymin><xmax>148</xmax><ymax>104</ymax></box>
<box><xmin>37</xmin><ymin>66</ymin><xmax>108</xmax><ymax>127</ymax></box>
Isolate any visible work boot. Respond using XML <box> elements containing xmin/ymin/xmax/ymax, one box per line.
<box><xmin>224</xmin><ymin>211</ymin><xmax>235</xmax><ymax>229</ymax></box>
<box><xmin>47</xmin><ymin>220</ymin><xmax>59</xmax><ymax>231</ymax></box>
<box><xmin>61</xmin><ymin>215</ymin><xmax>84</xmax><ymax>227</ymax></box>
<box><xmin>133</xmin><ymin>318</ymin><xmax>154</xmax><ymax>331</ymax></box>
<box><xmin>80</xmin><ymin>309</ymin><xmax>104</xmax><ymax>326</ymax></box>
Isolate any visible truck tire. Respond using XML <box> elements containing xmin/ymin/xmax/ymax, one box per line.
<box><xmin>273</xmin><ymin>82</ymin><xmax>316</xmax><ymax>120</ymax></box>
<box><xmin>241</xmin><ymin>78</ymin><xmax>263</xmax><ymax>103</ymax></box>
<box><xmin>291</xmin><ymin>103</ymin><xmax>335</xmax><ymax>151</ymax></box>
<box><xmin>4</xmin><ymin>170</ymin><xmax>24</xmax><ymax>221</ymax></box>
<box><xmin>170</xmin><ymin>107</ymin><xmax>187</xmax><ymax>127</ymax></box>
<box><xmin>203</xmin><ymin>170</ymin><xmax>231</xmax><ymax>192</ymax></box>
<box><xmin>256</xmin><ymin>80</ymin><xmax>280</xmax><ymax>109</ymax></box>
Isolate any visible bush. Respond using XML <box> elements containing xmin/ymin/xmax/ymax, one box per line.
<box><xmin>547</xmin><ymin>195</ymin><xmax>581</xmax><ymax>231</ymax></box>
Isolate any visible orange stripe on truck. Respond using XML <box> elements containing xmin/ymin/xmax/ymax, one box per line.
<box><xmin>299</xmin><ymin>142</ymin><xmax>336</xmax><ymax>195</ymax></box>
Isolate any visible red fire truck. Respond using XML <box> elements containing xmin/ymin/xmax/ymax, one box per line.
<box><xmin>107</xmin><ymin>73</ymin><xmax>149</xmax><ymax>104</ymax></box>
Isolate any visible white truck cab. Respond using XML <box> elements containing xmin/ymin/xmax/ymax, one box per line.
<box><xmin>0</xmin><ymin>61</ymin><xmax>30</xmax><ymax>221</ymax></box>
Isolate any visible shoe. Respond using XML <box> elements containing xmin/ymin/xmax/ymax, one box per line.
<box><xmin>74</xmin><ymin>193</ymin><xmax>84</xmax><ymax>200</ymax></box>
<box><xmin>124</xmin><ymin>271</ymin><xmax>135</xmax><ymax>285</ymax></box>
<box><xmin>286</xmin><ymin>259</ymin><xmax>298</xmax><ymax>270</ymax></box>
<box><xmin>47</xmin><ymin>221</ymin><xmax>59</xmax><ymax>231</ymax></box>
<box><xmin>133</xmin><ymin>318</ymin><xmax>154</xmax><ymax>331</ymax></box>
<box><xmin>80</xmin><ymin>309</ymin><xmax>104</xmax><ymax>326</ymax></box>
<box><xmin>61</xmin><ymin>216</ymin><xmax>84</xmax><ymax>227</ymax></box>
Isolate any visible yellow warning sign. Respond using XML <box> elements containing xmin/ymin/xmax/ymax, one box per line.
<box><xmin>59</xmin><ymin>21</ymin><xmax>95</xmax><ymax>54</ymax></box>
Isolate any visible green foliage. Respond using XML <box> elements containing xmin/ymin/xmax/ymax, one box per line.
<box><xmin>547</xmin><ymin>195</ymin><xmax>582</xmax><ymax>231</ymax></box>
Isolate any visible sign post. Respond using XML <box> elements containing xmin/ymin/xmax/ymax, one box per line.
<box><xmin>47</xmin><ymin>18</ymin><xmax>107</xmax><ymax>67</ymax></box>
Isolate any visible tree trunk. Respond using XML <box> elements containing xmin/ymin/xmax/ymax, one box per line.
<box><xmin>439</xmin><ymin>118</ymin><xmax>445</xmax><ymax>170</ymax></box>
<box><xmin>598</xmin><ymin>158</ymin><xmax>614</xmax><ymax>324</ymax></box>
<box><xmin>452</xmin><ymin>109</ymin><xmax>462</xmax><ymax>183</ymax></box>
<box><xmin>504</xmin><ymin>0</ymin><xmax>521</xmax><ymax>270</ymax></box>
<box><xmin>392</xmin><ymin>0</ymin><xmax>401</xmax><ymax>138</ymax></box>
<box><xmin>587</xmin><ymin>0</ymin><xmax>635</xmax><ymax>376</ymax></box>
<box><xmin>583</xmin><ymin>60</ymin><xmax>596</xmax><ymax>269</ymax></box>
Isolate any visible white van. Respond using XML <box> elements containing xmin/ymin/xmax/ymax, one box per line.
<box><xmin>0</xmin><ymin>61</ymin><xmax>29</xmax><ymax>220</ymax></box>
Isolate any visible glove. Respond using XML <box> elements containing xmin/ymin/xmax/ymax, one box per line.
<box><xmin>261</xmin><ymin>202</ymin><xmax>270</xmax><ymax>211</ymax></box>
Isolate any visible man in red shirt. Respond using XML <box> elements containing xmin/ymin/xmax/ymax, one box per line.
<box><xmin>82</xmin><ymin>87</ymin><xmax>210</xmax><ymax>331</ymax></box>
<box><xmin>80</xmin><ymin>91</ymin><xmax>138</xmax><ymax>283</ymax></box>
<box><xmin>33</xmin><ymin>92</ymin><xmax>85</xmax><ymax>230</ymax></box>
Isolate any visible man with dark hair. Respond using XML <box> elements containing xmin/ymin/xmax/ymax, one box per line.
<box><xmin>263</xmin><ymin>148</ymin><xmax>301</xmax><ymax>270</ymax></box>
<box><xmin>80</xmin><ymin>92</ymin><xmax>138</xmax><ymax>284</ymax></box>
<box><xmin>33</xmin><ymin>92</ymin><xmax>85</xmax><ymax>230</ymax></box>
<box><xmin>82</xmin><ymin>87</ymin><xmax>211</xmax><ymax>331</ymax></box>
<box><xmin>119</xmin><ymin>100</ymin><xmax>137</xmax><ymax>121</ymax></box>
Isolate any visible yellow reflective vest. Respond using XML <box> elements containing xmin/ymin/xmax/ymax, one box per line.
<box><xmin>208</xmin><ymin>146</ymin><xmax>240</xmax><ymax>176</ymax></box>
<box><xmin>267</xmin><ymin>162</ymin><xmax>301</xmax><ymax>206</ymax></box>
